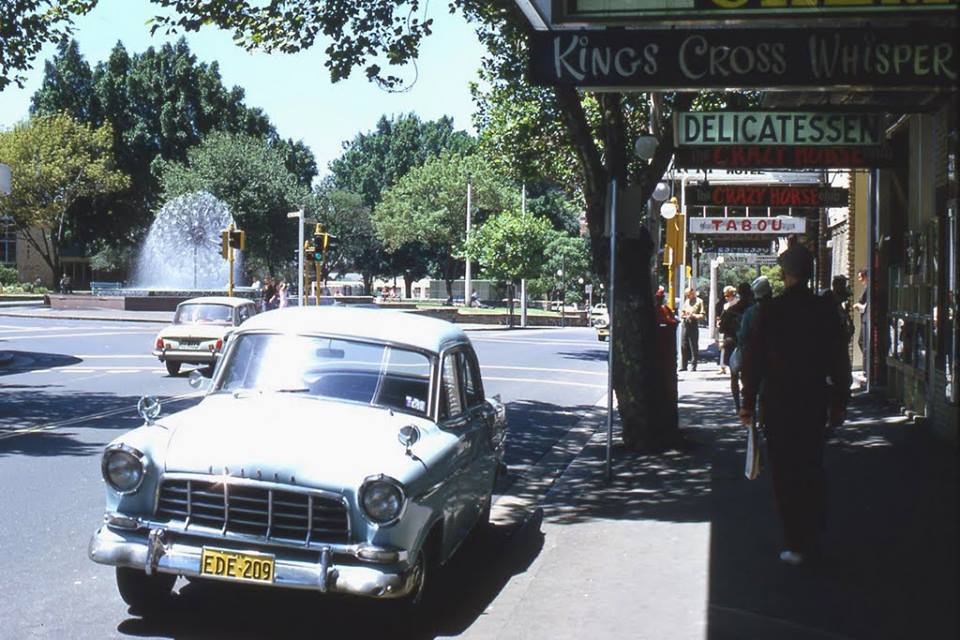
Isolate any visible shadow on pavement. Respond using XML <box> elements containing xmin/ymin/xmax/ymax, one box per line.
<box><xmin>0</xmin><ymin>350</ymin><xmax>82</xmax><ymax>376</ymax></box>
<box><xmin>115</xmin><ymin>514</ymin><xmax>545</xmax><ymax>640</ymax></box>
<box><xmin>524</xmin><ymin>381</ymin><xmax>956</xmax><ymax>640</ymax></box>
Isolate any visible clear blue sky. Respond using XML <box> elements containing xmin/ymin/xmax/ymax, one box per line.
<box><xmin>0</xmin><ymin>0</ymin><xmax>487</xmax><ymax>176</ymax></box>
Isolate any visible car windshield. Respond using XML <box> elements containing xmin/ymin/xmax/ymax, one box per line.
<box><xmin>215</xmin><ymin>333</ymin><xmax>433</xmax><ymax>416</ymax></box>
<box><xmin>174</xmin><ymin>304</ymin><xmax>233</xmax><ymax>326</ymax></box>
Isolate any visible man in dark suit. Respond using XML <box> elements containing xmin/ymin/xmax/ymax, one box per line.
<box><xmin>739</xmin><ymin>244</ymin><xmax>852</xmax><ymax>566</ymax></box>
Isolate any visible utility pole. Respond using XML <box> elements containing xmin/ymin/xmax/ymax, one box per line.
<box><xmin>520</xmin><ymin>184</ymin><xmax>528</xmax><ymax>328</ymax></box>
<box><xmin>464</xmin><ymin>183</ymin><xmax>472</xmax><ymax>308</ymax></box>
<box><xmin>287</xmin><ymin>209</ymin><xmax>305</xmax><ymax>306</ymax></box>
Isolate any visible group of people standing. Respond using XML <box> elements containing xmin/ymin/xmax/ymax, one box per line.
<box><xmin>251</xmin><ymin>276</ymin><xmax>288</xmax><ymax>311</ymax></box>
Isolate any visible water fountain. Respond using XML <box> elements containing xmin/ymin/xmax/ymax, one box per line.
<box><xmin>52</xmin><ymin>191</ymin><xmax>256</xmax><ymax>312</ymax></box>
<box><xmin>132</xmin><ymin>191</ymin><xmax>241</xmax><ymax>289</ymax></box>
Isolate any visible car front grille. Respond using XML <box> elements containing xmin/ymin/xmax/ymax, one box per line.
<box><xmin>155</xmin><ymin>478</ymin><xmax>349</xmax><ymax>544</ymax></box>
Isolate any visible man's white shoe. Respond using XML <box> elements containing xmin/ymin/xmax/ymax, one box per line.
<box><xmin>779</xmin><ymin>550</ymin><xmax>804</xmax><ymax>566</ymax></box>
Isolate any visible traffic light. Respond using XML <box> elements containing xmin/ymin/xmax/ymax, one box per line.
<box><xmin>304</xmin><ymin>241</ymin><xmax>316</xmax><ymax>262</ymax></box>
<box><xmin>229</xmin><ymin>229</ymin><xmax>246</xmax><ymax>251</ymax></box>
<box><xmin>220</xmin><ymin>230</ymin><xmax>230</xmax><ymax>259</ymax></box>
<box><xmin>312</xmin><ymin>234</ymin><xmax>324</xmax><ymax>261</ymax></box>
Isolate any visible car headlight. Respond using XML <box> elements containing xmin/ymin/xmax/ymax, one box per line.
<box><xmin>359</xmin><ymin>476</ymin><xmax>405</xmax><ymax>526</ymax></box>
<box><xmin>101</xmin><ymin>444</ymin><xmax>146</xmax><ymax>494</ymax></box>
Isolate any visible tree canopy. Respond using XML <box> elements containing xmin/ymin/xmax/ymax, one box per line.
<box><xmin>464</xmin><ymin>209</ymin><xmax>552</xmax><ymax>286</ymax></box>
<box><xmin>155</xmin><ymin>130</ymin><xmax>311</xmax><ymax>275</ymax></box>
<box><xmin>0</xmin><ymin>112</ymin><xmax>128</xmax><ymax>276</ymax></box>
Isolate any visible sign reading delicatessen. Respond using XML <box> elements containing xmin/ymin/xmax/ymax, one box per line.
<box><xmin>528</xmin><ymin>28</ymin><xmax>957</xmax><ymax>89</ymax></box>
<box><xmin>689</xmin><ymin>217</ymin><xmax>807</xmax><ymax>235</ymax></box>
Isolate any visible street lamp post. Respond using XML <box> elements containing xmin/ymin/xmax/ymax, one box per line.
<box><xmin>557</xmin><ymin>260</ymin><xmax>565</xmax><ymax>328</ymax></box>
<box><xmin>287</xmin><ymin>209</ymin><xmax>305</xmax><ymax>306</ymax></box>
<box><xmin>464</xmin><ymin>183</ymin><xmax>472</xmax><ymax>308</ymax></box>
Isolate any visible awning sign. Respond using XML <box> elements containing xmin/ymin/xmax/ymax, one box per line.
<box><xmin>711</xmin><ymin>253</ymin><xmax>779</xmax><ymax>266</ymax></box>
<box><xmin>528</xmin><ymin>28</ymin><xmax>958</xmax><ymax>89</ymax></box>
<box><xmin>675</xmin><ymin>112</ymin><xmax>882</xmax><ymax>147</ymax></box>
<box><xmin>557</xmin><ymin>0</ymin><xmax>958</xmax><ymax>22</ymax></box>
<box><xmin>674</xmin><ymin>145</ymin><xmax>896</xmax><ymax>169</ymax></box>
<box><xmin>685</xmin><ymin>184</ymin><xmax>849</xmax><ymax>207</ymax></box>
<box><xmin>689</xmin><ymin>217</ymin><xmax>807</xmax><ymax>235</ymax></box>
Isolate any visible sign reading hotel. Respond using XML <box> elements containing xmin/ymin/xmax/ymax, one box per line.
<box><xmin>675</xmin><ymin>145</ymin><xmax>896</xmax><ymax>169</ymax></box>
<box><xmin>675</xmin><ymin>112</ymin><xmax>882</xmax><ymax>146</ymax></box>
<box><xmin>685</xmin><ymin>184</ymin><xmax>849</xmax><ymax>207</ymax></box>
<box><xmin>689</xmin><ymin>217</ymin><xmax>807</xmax><ymax>235</ymax></box>
<box><xmin>528</xmin><ymin>28</ymin><xmax>957</xmax><ymax>89</ymax></box>
<box><xmin>555</xmin><ymin>0</ymin><xmax>958</xmax><ymax>22</ymax></box>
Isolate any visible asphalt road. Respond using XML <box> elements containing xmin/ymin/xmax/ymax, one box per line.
<box><xmin>0</xmin><ymin>315</ymin><xmax>609</xmax><ymax>639</ymax></box>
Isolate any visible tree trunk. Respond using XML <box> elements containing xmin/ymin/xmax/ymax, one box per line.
<box><xmin>508</xmin><ymin>282</ymin><xmax>515</xmax><ymax>328</ymax></box>
<box><xmin>403</xmin><ymin>272</ymin><xmax>414</xmax><ymax>299</ymax></box>
<box><xmin>555</xmin><ymin>86</ymin><xmax>688</xmax><ymax>452</ymax></box>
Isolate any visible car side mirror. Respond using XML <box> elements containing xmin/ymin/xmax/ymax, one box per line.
<box><xmin>188</xmin><ymin>370</ymin><xmax>209</xmax><ymax>390</ymax></box>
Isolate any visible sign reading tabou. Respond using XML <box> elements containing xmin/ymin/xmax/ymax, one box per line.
<box><xmin>528</xmin><ymin>28</ymin><xmax>957</xmax><ymax>89</ymax></box>
<box><xmin>675</xmin><ymin>112</ymin><xmax>883</xmax><ymax>146</ymax></box>
<box><xmin>689</xmin><ymin>217</ymin><xmax>807</xmax><ymax>235</ymax></box>
<box><xmin>686</xmin><ymin>184</ymin><xmax>849</xmax><ymax>207</ymax></box>
<box><xmin>555</xmin><ymin>0</ymin><xmax>958</xmax><ymax>22</ymax></box>
<box><xmin>675</xmin><ymin>145</ymin><xmax>896</xmax><ymax>169</ymax></box>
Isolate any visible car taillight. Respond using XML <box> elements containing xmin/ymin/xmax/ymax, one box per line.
<box><xmin>155</xmin><ymin>338</ymin><xmax>164</xmax><ymax>350</ymax></box>
<box><xmin>215</xmin><ymin>338</ymin><xmax>223</xmax><ymax>351</ymax></box>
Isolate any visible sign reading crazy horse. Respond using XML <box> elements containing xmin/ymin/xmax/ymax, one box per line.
<box><xmin>685</xmin><ymin>184</ymin><xmax>849</xmax><ymax>207</ymax></box>
<box><xmin>689</xmin><ymin>217</ymin><xmax>808</xmax><ymax>235</ymax></box>
<box><xmin>528</xmin><ymin>28</ymin><xmax>957</xmax><ymax>89</ymax></box>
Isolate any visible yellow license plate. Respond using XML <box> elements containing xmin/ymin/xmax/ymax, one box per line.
<box><xmin>200</xmin><ymin>547</ymin><xmax>275</xmax><ymax>584</ymax></box>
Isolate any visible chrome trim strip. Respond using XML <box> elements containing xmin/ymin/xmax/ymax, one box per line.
<box><xmin>162</xmin><ymin>472</ymin><xmax>344</xmax><ymax>503</ymax></box>
<box><xmin>306</xmin><ymin>495</ymin><xmax>313</xmax><ymax>546</ymax></box>
<box><xmin>222</xmin><ymin>482</ymin><xmax>229</xmax><ymax>535</ymax></box>
<box><xmin>185</xmin><ymin>479</ymin><xmax>192</xmax><ymax>528</ymax></box>
<box><xmin>266</xmin><ymin>489</ymin><xmax>274</xmax><ymax>540</ymax></box>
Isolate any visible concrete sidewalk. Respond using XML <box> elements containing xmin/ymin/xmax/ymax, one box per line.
<box><xmin>464</xmin><ymin>363</ymin><xmax>956</xmax><ymax>640</ymax></box>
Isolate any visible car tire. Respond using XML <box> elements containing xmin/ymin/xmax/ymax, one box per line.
<box><xmin>394</xmin><ymin>531</ymin><xmax>440</xmax><ymax>613</ymax></box>
<box><xmin>115</xmin><ymin>567</ymin><xmax>175</xmax><ymax>614</ymax></box>
<box><xmin>165</xmin><ymin>361</ymin><xmax>181</xmax><ymax>376</ymax></box>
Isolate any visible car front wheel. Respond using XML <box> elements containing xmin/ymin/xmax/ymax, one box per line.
<box><xmin>115</xmin><ymin>567</ymin><xmax>176</xmax><ymax>614</ymax></box>
<box><xmin>165</xmin><ymin>361</ymin><xmax>181</xmax><ymax>376</ymax></box>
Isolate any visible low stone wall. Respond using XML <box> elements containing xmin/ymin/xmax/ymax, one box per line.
<box><xmin>46</xmin><ymin>294</ymin><xmax>124</xmax><ymax>310</ymax></box>
<box><xmin>406</xmin><ymin>307</ymin><xmax>459</xmax><ymax>322</ymax></box>
<box><xmin>455</xmin><ymin>311</ymin><xmax>589</xmax><ymax>327</ymax></box>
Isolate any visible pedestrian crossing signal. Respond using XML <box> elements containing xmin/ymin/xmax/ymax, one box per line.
<box><xmin>229</xmin><ymin>229</ymin><xmax>246</xmax><ymax>251</ymax></box>
<box><xmin>220</xmin><ymin>230</ymin><xmax>230</xmax><ymax>259</ymax></box>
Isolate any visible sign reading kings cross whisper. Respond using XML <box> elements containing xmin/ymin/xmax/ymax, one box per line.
<box><xmin>528</xmin><ymin>28</ymin><xmax>957</xmax><ymax>89</ymax></box>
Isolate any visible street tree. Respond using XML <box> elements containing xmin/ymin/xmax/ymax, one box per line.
<box><xmin>372</xmin><ymin>152</ymin><xmax>516</xmax><ymax>300</ymax></box>
<box><xmin>155</xmin><ymin>131</ymin><xmax>311</xmax><ymax>275</ymax></box>
<box><xmin>529</xmin><ymin>232</ymin><xmax>594</xmax><ymax>305</ymax></box>
<box><xmin>0</xmin><ymin>112</ymin><xmax>128</xmax><ymax>280</ymax></box>
<box><xmin>28</xmin><ymin>38</ymin><xmax>317</xmax><ymax>267</ymax></box>
<box><xmin>463</xmin><ymin>208</ymin><xmax>552</xmax><ymax>323</ymax></box>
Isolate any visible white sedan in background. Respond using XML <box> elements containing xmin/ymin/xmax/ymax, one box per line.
<box><xmin>153</xmin><ymin>297</ymin><xmax>257</xmax><ymax>376</ymax></box>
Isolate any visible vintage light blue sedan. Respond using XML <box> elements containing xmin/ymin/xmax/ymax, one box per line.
<box><xmin>89</xmin><ymin>307</ymin><xmax>506</xmax><ymax>612</ymax></box>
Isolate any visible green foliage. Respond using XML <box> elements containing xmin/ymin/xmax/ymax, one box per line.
<box><xmin>463</xmin><ymin>209</ymin><xmax>552</xmax><ymax>285</ymax></box>
<box><xmin>0</xmin><ymin>112</ymin><xmax>128</xmax><ymax>273</ymax></box>
<box><xmin>760</xmin><ymin>264</ymin><xmax>785</xmax><ymax>297</ymax></box>
<box><xmin>372</xmin><ymin>151</ymin><xmax>515</xmax><ymax>294</ymax></box>
<box><xmin>155</xmin><ymin>131</ymin><xmax>311</xmax><ymax>272</ymax></box>
<box><xmin>28</xmin><ymin>37</ymin><xmax>317</xmax><ymax>255</ymax></box>
<box><xmin>0</xmin><ymin>1</ymin><xmax>95</xmax><ymax>90</ymax></box>
<box><xmin>528</xmin><ymin>232</ymin><xmax>594</xmax><ymax>303</ymax></box>
<box><xmin>0</xmin><ymin>265</ymin><xmax>18</xmax><ymax>286</ymax></box>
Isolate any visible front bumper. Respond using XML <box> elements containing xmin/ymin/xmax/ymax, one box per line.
<box><xmin>89</xmin><ymin>525</ymin><xmax>418</xmax><ymax>599</ymax></box>
<box><xmin>153</xmin><ymin>349</ymin><xmax>217</xmax><ymax>364</ymax></box>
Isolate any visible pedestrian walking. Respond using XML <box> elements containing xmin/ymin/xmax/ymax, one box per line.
<box><xmin>719</xmin><ymin>282</ymin><xmax>754</xmax><ymax>412</ymax></box>
<box><xmin>278</xmin><ymin>281</ymin><xmax>289</xmax><ymax>308</ymax></box>
<box><xmin>739</xmin><ymin>245</ymin><xmax>852</xmax><ymax>566</ymax></box>
<box><xmin>261</xmin><ymin>277</ymin><xmax>277</xmax><ymax>311</ymax></box>
<box><xmin>679</xmin><ymin>288</ymin><xmax>705</xmax><ymax>371</ymax></box>
<box><xmin>717</xmin><ymin>285</ymin><xmax>736</xmax><ymax>373</ymax></box>
<box><xmin>853</xmin><ymin>268</ymin><xmax>869</xmax><ymax>356</ymax></box>
<box><xmin>654</xmin><ymin>286</ymin><xmax>677</xmax><ymax>326</ymax></box>
<box><xmin>822</xmin><ymin>275</ymin><xmax>855</xmax><ymax>344</ymax></box>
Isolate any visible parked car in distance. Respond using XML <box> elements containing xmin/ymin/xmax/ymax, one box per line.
<box><xmin>153</xmin><ymin>296</ymin><xmax>257</xmax><ymax>376</ymax></box>
<box><xmin>91</xmin><ymin>307</ymin><xmax>507</xmax><ymax>614</ymax></box>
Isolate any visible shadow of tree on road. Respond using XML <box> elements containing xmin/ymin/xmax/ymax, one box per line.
<box><xmin>0</xmin><ymin>350</ymin><xmax>83</xmax><ymax>376</ymax></box>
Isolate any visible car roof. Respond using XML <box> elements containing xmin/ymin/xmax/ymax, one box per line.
<box><xmin>235</xmin><ymin>306</ymin><xmax>468</xmax><ymax>354</ymax></box>
<box><xmin>178</xmin><ymin>296</ymin><xmax>255</xmax><ymax>308</ymax></box>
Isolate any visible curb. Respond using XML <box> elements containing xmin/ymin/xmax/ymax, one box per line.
<box><xmin>0</xmin><ymin>311</ymin><xmax>170</xmax><ymax>323</ymax></box>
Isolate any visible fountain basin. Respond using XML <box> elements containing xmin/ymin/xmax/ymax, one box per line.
<box><xmin>47</xmin><ymin>288</ymin><xmax>258</xmax><ymax>312</ymax></box>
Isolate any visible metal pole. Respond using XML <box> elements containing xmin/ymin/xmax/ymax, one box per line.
<box><xmin>560</xmin><ymin>253</ymin><xmax>565</xmax><ymax>328</ymax></box>
<box><xmin>298</xmin><ymin>210</ymin><xmax>305</xmax><ymax>306</ymax></box>
<box><xmin>520</xmin><ymin>184</ymin><xmax>528</xmax><ymax>328</ymax></box>
<box><xmin>465</xmin><ymin>183</ymin><xmax>472</xmax><ymax>308</ymax></box>
<box><xmin>606</xmin><ymin>179</ymin><xmax>617</xmax><ymax>482</ymax></box>
<box><xmin>227</xmin><ymin>223</ymin><xmax>234</xmax><ymax>297</ymax></box>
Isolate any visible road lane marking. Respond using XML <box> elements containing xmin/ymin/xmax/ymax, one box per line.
<box><xmin>73</xmin><ymin>355</ymin><xmax>156</xmax><ymax>359</ymax></box>
<box><xmin>0</xmin><ymin>391</ymin><xmax>202</xmax><ymax>441</ymax></box>
<box><xmin>1</xmin><ymin>331</ymin><xmax>156</xmax><ymax>341</ymax></box>
<box><xmin>483</xmin><ymin>375</ymin><xmax>606</xmax><ymax>389</ymax></box>
<box><xmin>482</xmin><ymin>365</ymin><xmax>607</xmax><ymax>377</ymax></box>
<box><xmin>472</xmin><ymin>336</ymin><xmax>602</xmax><ymax>347</ymax></box>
